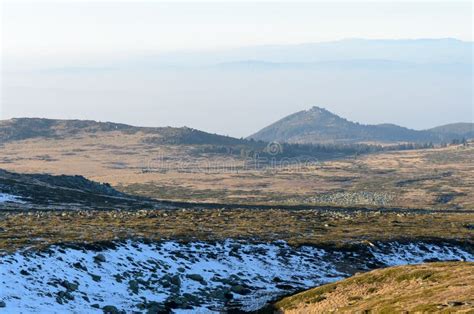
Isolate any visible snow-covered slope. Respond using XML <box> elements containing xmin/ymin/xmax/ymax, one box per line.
<box><xmin>0</xmin><ymin>193</ymin><xmax>24</xmax><ymax>203</ymax></box>
<box><xmin>0</xmin><ymin>240</ymin><xmax>472</xmax><ymax>313</ymax></box>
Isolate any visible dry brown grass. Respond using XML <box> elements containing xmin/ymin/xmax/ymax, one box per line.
<box><xmin>0</xmin><ymin>208</ymin><xmax>472</xmax><ymax>253</ymax></box>
<box><xmin>275</xmin><ymin>262</ymin><xmax>474</xmax><ymax>313</ymax></box>
<box><xmin>0</xmin><ymin>133</ymin><xmax>473</xmax><ymax>209</ymax></box>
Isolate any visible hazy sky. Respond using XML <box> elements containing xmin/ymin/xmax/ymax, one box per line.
<box><xmin>0</xmin><ymin>1</ymin><xmax>472</xmax><ymax>136</ymax></box>
<box><xmin>2</xmin><ymin>1</ymin><xmax>472</xmax><ymax>58</ymax></box>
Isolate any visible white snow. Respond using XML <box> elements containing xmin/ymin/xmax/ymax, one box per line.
<box><xmin>0</xmin><ymin>193</ymin><xmax>24</xmax><ymax>203</ymax></box>
<box><xmin>370</xmin><ymin>242</ymin><xmax>473</xmax><ymax>265</ymax></box>
<box><xmin>0</xmin><ymin>240</ymin><xmax>471</xmax><ymax>313</ymax></box>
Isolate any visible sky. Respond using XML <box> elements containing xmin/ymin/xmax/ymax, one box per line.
<box><xmin>2</xmin><ymin>2</ymin><xmax>472</xmax><ymax>58</ymax></box>
<box><xmin>0</xmin><ymin>1</ymin><xmax>472</xmax><ymax>137</ymax></box>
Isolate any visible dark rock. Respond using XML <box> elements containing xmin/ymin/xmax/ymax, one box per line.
<box><xmin>211</xmin><ymin>277</ymin><xmax>236</xmax><ymax>286</ymax></box>
<box><xmin>56</xmin><ymin>291</ymin><xmax>74</xmax><ymax>304</ymax></box>
<box><xmin>0</xmin><ymin>301</ymin><xmax>5</xmax><ymax>308</ymax></box>
<box><xmin>164</xmin><ymin>296</ymin><xmax>193</xmax><ymax>310</ymax></box>
<box><xmin>186</xmin><ymin>274</ymin><xmax>204</xmax><ymax>283</ymax></box>
<box><xmin>94</xmin><ymin>254</ymin><xmax>106</xmax><ymax>263</ymax></box>
<box><xmin>145</xmin><ymin>301</ymin><xmax>167</xmax><ymax>314</ymax></box>
<box><xmin>169</xmin><ymin>284</ymin><xmax>180</xmax><ymax>294</ymax></box>
<box><xmin>174</xmin><ymin>252</ymin><xmax>186</xmax><ymax>259</ymax></box>
<box><xmin>272</xmin><ymin>276</ymin><xmax>282</xmax><ymax>283</ymax></box>
<box><xmin>230</xmin><ymin>285</ymin><xmax>251</xmax><ymax>295</ymax></box>
<box><xmin>128</xmin><ymin>280</ymin><xmax>139</xmax><ymax>294</ymax></box>
<box><xmin>73</xmin><ymin>262</ymin><xmax>88</xmax><ymax>271</ymax></box>
<box><xmin>208</xmin><ymin>287</ymin><xmax>231</xmax><ymax>301</ymax></box>
<box><xmin>90</xmin><ymin>274</ymin><xmax>102</xmax><ymax>282</ymax></box>
<box><xmin>102</xmin><ymin>305</ymin><xmax>121</xmax><ymax>314</ymax></box>
<box><xmin>60</xmin><ymin>280</ymin><xmax>79</xmax><ymax>292</ymax></box>
<box><xmin>276</xmin><ymin>284</ymin><xmax>294</xmax><ymax>290</ymax></box>
<box><xmin>182</xmin><ymin>293</ymin><xmax>200</xmax><ymax>305</ymax></box>
<box><xmin>160</xmin><ymin>274</ymin><xmax>181</xmax><ymax>289</ymax></box>
<box><xmin>113</xmin><ymin>274</ymin><xmax>124</xmax><ymax>283</ymax></box>
<box><xmin>170</xmin><ymin>275</ymin><xmax>181</xmax><ymax>287</ymax></box>
<box><xmin>20</xmin><ymin>269</ymin><xmax>30</xmax><ymax>276</ymax></box>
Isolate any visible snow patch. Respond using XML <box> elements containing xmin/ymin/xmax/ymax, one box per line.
<box><xmin>0</xmin><ymin>240</ymin><xmax>471</xmax><ymax>313</ymax></box>
<box><xmin>0</xmin><ymin>193</ymin><xmax>25</xmax><ymax>204</ymax></box>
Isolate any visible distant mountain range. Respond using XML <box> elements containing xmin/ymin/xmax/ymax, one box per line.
<box><xmin>1</xmin><ymin>113</ymin><xmax>472</xmax><ymax>150</ymax></box>
<box><xmin>129</xmin><ymin>38</ymin><xmax>473</xmax><ymax>67</ymax></box>
<box><xmin>0</xmin><ymin>117</ymin><xmax>383</xmax><ymax>161</ymax></box>
<box><xmin>248</xmin><ymin>107</ymin><xmax>474</xmax><ymax>144</ymax></box>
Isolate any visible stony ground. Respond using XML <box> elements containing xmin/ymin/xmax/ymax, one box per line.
<box><xmin>0</xmin><ymin>208</ymin><xmax>472</xmax><ymax>253</ymax></box>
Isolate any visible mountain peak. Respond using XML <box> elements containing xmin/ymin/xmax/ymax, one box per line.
<box><xmin>247</xmin><ymin>107</ymin><xmax>467</xmax><ymax>144</ymax></box>
<box><xmin>307</xmin><ymin>106</ymin><xmax>328</xmax><ymax>113</ymax></box>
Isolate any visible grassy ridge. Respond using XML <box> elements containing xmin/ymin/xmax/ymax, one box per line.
<box><xmin>275</xmin><ymin>262</ymin><xmax>474</xmax><ymax>313</ymax></box>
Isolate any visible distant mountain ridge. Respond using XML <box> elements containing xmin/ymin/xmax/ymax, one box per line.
<box><xmin>1</xmin><ymin>115</ymin><xmax>471</xmax><ymax>148</ymax></box>
<box><xmin>0</xmin><ymin>118</ymin><xmax>244</xmax><ymax>146</ymax></box>
<box><xmin>248</xmin><ymin>107</ymin><xmax>473</xmax><ymax>144</ymax></box>
<box><xmin>1</xmin><ymin>117</ymin><xmax>393</xmax><ymax>162</ymax></box>
<box><xmin>134</xmin><ymin>38</ymin><xmax>473</xmax><ymax>67</ymax></box>
<box><xmin>427</xmin><ymin>123</ymin><xmax>474</xmax><ymax>139</ymax></box>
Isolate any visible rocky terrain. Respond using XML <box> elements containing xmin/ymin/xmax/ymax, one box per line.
<box><xmin>0</xmin><ymin>168</ymin><xmax>471</xmax><ymax>312</ymax></box>
<box><xmin>0</xmin><ymin>240</ymin><xmax>472</xmax><ymax>313</ymax></box>
<box><xmin>0</xmin><ymin>169</ymin><xmax>159</xmax><ymax>211</ymax></box>
<box><xmin>306</xmin><ymin>191</ymin><xmax>395</xmax><ymax>207</ymax></box>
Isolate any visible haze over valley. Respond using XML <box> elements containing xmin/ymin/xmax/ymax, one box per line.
<box><xmin>3</xmin><ymin>37</ymin><xmax>472</xmax><ymax>137</ymax></box>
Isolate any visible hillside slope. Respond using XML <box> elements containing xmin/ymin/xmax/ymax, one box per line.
<box><xmin>428</xmin><ymin>122</ymin><xmax>474</xmax><ymax>139</ymax></box>
<box><xmin>0</xmin><ymin>118</ymin><xmax>244</xmax><ymax>146</ymax></box>
<box><xmin>248</xmin><ymin>107</ymin><xmax>470</xmax><ymax>144</ymax></box>
<box><xmin>275</xmin><ymin>262</ymin><xmax>474</xmax><ymax>313</ymax></box>
<box><xmin>0</xmin><ymin>168</ymin><xmax>157</xmax><ymax>211</ymax></box>
<box><xmin>0</xmin><ymin>117</ymin><xmax>398</xmax><ymax>161</ymax></box>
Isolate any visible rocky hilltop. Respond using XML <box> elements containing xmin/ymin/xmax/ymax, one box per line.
<box><xmin>248</xmin><ymin>106</ymin><xmax>473</xmax><ymax>144</ymax></box>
